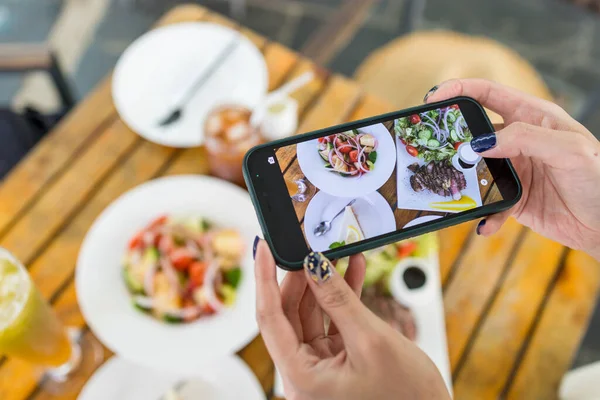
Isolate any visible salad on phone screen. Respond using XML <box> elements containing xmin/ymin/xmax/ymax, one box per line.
<box><xmin>122</xmin><ymin>215</ymin><xmax>244</xmax><ymax>324</ymax></box>
<box><xmin>394</xmin><ymin>105</ymin><xmax>472</xmax><ymax>163</ymax></box>
<box><xmin>317</xmin><ymin>130</ymin><xmax>378</xmax><ymax>177</ymax></box>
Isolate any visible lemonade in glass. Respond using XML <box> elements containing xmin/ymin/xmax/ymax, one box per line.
<box><xmin>0</xmin><ymin>247</ymin><xmax>101</xmax><ymax>392</ymax></box>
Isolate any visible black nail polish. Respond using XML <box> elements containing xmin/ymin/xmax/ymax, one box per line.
<box><xmin>471</xmin><ymin>133</ymin><xmax>497</xmax><ymax>153</ymax></box>
<box><xmin>423</xmin><ymin>85</ymin><xmax>439</xmax><ymax>102</ymax></box>
<box><xmin>304</xmin><ymin>252</ymin><xmax>332</xmax><ymax>283</ymax></box>
<box><xmin>252</xmin><ymin>236</ymin><xmax>260</xmax><ymax>260</ymax></box>
<box><xmin>476</xmin><ymin>219</ymin><xmax>487</xmax><ymax>235</ymax></box>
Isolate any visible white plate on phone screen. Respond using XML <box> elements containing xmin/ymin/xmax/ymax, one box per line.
<box><xmin>296</xmin><ymin>123</ymin><xmax>396</xmax><ymax>198</ymax></box>
<box><xmin>304</xmin><ymin>191</ymin><xmax>396</xmax><ymax>252</ymax></box>
<box><xmin>76</xmin><ymin>176</ymin><xmax>261</xmax><ymax>375</ymax></box>
<box><xmin>78</xmin><ymin>355</ymin><xmax>265</xmax><ymax>400</ymax></box>
<box><xmin>112</xmin><ymin>22</ymin><xmax>268</xmax><ymax>148</ymax></box>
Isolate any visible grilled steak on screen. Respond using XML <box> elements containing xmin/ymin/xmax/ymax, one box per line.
<box><xmin>408</xmin><ymin>161</ymin><xmax>466</xmax><ymax>200</ymax></box>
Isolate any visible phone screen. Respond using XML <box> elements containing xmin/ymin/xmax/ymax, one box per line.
<box><xmin>245</xmin><ymin>98</ymin><xmax>520</xmax><ymax>268</ymax></box>
<box><xmin>272</xmin><ymin>103</ymin><xmax>504</xmax><ymax>253</ymax></box>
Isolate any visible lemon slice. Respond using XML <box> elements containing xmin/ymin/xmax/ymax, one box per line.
<box><xmin>345</xmin><ymin>225</ymin><xmax>362</xmax><ymax>244</ymax></box>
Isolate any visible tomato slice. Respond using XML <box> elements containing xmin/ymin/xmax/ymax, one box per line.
<box><xmin>318</xmin><ymin>137</ymin><xmax>325</xmax><ymax>143</ymax></box>
<box><xmin>147</xmin><ymin>215</ymin><xmax>168</xmax><ymax>230</ymax></box>
<box><xmin>453</xmin><ymin>141</ymin><xmax>463</xmax><ymax>151</ymax></box>
<box><xmin>128</xmin><ymin>231</ymin><xmax>144</xmax><ymax>250</ymax></box>
<box><xmin>400</xmin><ymin>138</ymin><xmax>407</xmax><ymax>145</ymax></box>
<box><xmin>349</xmin><ymin>150</ymin><xmax>359</xmax><ymax>162</ymax></box>
<box><xmin>339</xmin><ymin>145</ymin><xmax>352</xmax><ymax>154</ymax></box>
<box><xmin>171</xmin><ymin>248</ymin><xmax>195</xmax><ymax>271</ymax></box>
<box><xmin>334</xmin><ymin>137</ymin><xmax>346</xmax><ymax>148</ymax></box>
<box><xmin>406</xmin><ymin>145</ymin><xmax>419</xmax><ymax>157</ymax></box>
<box><xmin>450</xmin><ymin>104</ymin><xmax>460</xmax><ymax>110</ymax></box>
<box><xmin>397</xmin><ymin>241</ymin><xmax>418</xmax><ymax>258</ymax></box>
<box><xmin>409</xmin><ymin>114</ymin><xmax>421</xmax><ymax>124</ymax></box>
<box><xmin>189</xmin><ymin>261</ymin><xmax>208</xmax><ymax>287</ymax></box>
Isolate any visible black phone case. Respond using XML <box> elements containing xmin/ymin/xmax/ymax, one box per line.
<box><xmin>243</xmin><ymin>96</ymin><xmax>522</xmax><ymax>270</ymax></box>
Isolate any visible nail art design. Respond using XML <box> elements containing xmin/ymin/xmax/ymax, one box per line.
<box><xmin>304</xmin><ymin>252</ymin><xmax>332</xmax><ymax>283</ymax></box>
<box><xmin>476</xmin><ymin>219</ymin><xmax>486</xmax><ymax>235</ymax></box>
<box><xmin>252</xmin><ymin>236</ymin><xmax>260</xmax><ymax>260</ymax></box>
<box><xmin>423</xmin><ymin>85</ymin><xmax>439</xmax><ymax>102</ymax></box>
<box><xmin>471</xmin><ymin>133</ymin><xmax>497</xmax><ymax>153</ymax></box>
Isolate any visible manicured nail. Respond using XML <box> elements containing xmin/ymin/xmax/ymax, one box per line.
<box><xmin>423</xmin><ymin>85</ymin><xmax>439</xmax><ymax>102</ymax></box>
<box><xmin>471</xmin><ymin>133</ymin><xmax>497</xmax><ymax>153</ymax></box>
<box><xmin>252</xmin><ymin>236</ymin><xmax>260</xmax><ymax>260</ymax></box>
<box><xmin>304</xmin><ymin>252</ymin><xmax>333</xmax><ymax>283</ymax></box>
<box><xmin>476</xmin><ymin>219</ymin><xmax>487</xmax><ymax>235</ymax></box>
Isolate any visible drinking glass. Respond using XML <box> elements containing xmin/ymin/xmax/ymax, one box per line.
<box><xmin>285</xmin><ymin>174</ymin><xmax>314</xmax><ymax>202</ymax></box>
<box><xmin>0</xmin><ymin>247</ymin><xmax>102</xmax><ymax>393</ymax></box>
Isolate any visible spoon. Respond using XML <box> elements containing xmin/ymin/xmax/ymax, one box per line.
<box><xmin>249</xmin><ymin>71</ymin><xmax>314</xmax><ymax>128</ymax></box>
<box><xmin>314</xmin><ymin>199</ymin><xmax>356</xmax><ymax>237</ymax></box>
<box><xmin>158</xmin><ymin>34</ymin><xmax>241</xmax><ymax>127</ymax></box>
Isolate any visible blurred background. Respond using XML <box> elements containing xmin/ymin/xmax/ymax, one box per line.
<box><xmin>1</xmin><ymin>0</ymin><xmax>599</xmax><ymax>368</ymax></box>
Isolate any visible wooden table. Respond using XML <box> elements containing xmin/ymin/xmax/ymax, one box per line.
<box><xmin>0</xmin><ymin>5</ymin><xmax>598</xmax><ymax>399</ymax></box>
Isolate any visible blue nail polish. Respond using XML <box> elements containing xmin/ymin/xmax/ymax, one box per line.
<box><xmin>252</xmin><ymin>236</ymin><xmax>260</xmax><ymax>260</ymax></box>
<box><xmin>423</xmin><ymin>85</ymin><xmax>439</xmax><ymax>102</ymax></box>
<box><xmin>476</xmin><ymin>219</ymin><xmax>486</xmax><ymax>235</ymax></box>
<box><xmin>304</xmin><ymin>252</ymin><xmax>333</xmax><ymax>283</ymax></box>
<box><xmin>471</xmin><ymin>133</ymin><xmax>497</xmax><ymax>153</ymax></box>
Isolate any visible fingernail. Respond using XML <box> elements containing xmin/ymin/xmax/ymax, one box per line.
<box><xmin>252</xmin><ymin>236</ymin><xmax>260</xmax><ymax>260</ymax></box>
<box><xmin>471</xmin><ymin>133</ymin><xmax>497</xmax><ymax>153</ymax></box>
<box><xmin>476</xmin><ymin>219</ymin><xmax>487</xmax><ymax>235</ymax></box>
<box><xmin>304</xmin><ymin>252</ymin><xmax>333</xmax><ymax>284</ymax></box>
<box><xmin>423</xmin><ymin>85</ymin><xmax>439</xmax><ymax>102</ymax></box>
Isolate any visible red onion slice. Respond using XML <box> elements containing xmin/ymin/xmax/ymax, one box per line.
<box><xmin>203</xmin><ymin>261</ymin><xmax>225</xmax><ymax>312</ymax></box>
<box><xmin>160</xmin><ymin>257</ymin><xmax>181</xmax><ymax>295</ymax></box>
<box><xmin>143</xmin><ymin>260</ymin><xmax>158</xmax><ymax>296</ymax></box>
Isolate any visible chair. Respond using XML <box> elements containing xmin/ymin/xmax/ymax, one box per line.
<box><xmin>354</xmin><ymin>30</ymin><xmax>552</xmax><ymax>124</ymax></box>
<box><xmin>0</xmin><ymin>43</ymin><xmax>76</xmax><ymax>180</ymax></box>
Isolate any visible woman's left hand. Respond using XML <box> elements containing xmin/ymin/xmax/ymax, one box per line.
<box><xmin>254</xmin><ymin>240</ymin><xmax>450</xmax><ymax>400</ymax></box>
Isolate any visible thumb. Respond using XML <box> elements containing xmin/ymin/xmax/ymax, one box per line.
<box><xmin>303</xmin><ymin>252</ymin><xmax>370</xmax><ymax>344</ymax></box>
<box><xmin>472</xmin><ymin>122</ymin><xmax>591</xmax><ymax>169</ymax></box>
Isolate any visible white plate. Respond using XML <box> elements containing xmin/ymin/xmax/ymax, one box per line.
<box><xmin>402</xmin><ymin>215</ymin><xmax>443</xmax><ymax>229</ymax></box>
<box><xmin>112</xmin><ymin>22</ymin><xmax>268</xmax><ymax>148</ymax></box>
<box><xmin>296</xmin><ymin>123</ymin><xmax>396</xmax><ymax>198</ymax></box>
<box><xmin>78</xmin><ymin>355</ymin><xmax>265</xmax><ymax>400</ymax></box>
<box><xmin>76</xmin><ymin>176</ymin><xmax>261</xmax><ymax>375</ymax></box>
<box><xmin>303</xmin><ymin>191</ymin><xmax>396</xmax><ymax>252</ymax></box>
<box><xmin>395</xmin><ymin>135</ymin><xmax>483</xmax><ymax>212</ymax></box>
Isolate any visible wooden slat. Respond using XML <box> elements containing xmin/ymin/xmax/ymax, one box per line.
<box><xmin>346</xmin><ymin>93</ymin><xmax>394</xmax><ymax>120</ymax></box>
<box><xmin>0</xmin><ymin>4</ymin><xmax>208</xmax><ymax>239</ymax></box>
<box><xmin>263</xmin><ymin>43</ymin><xmax>298</xmax><ymax>91</ymax></box>
<box><xmin>506</xmin><ymin>250</ymin><xmax>600</xmax><ymax>399</ymax></box>
<box><xmin>443</xmin><ymin>217</ymin><xmax>524</xmax><ymax>370</ymax></box>
<box><xmin>439</xmin><ymin>222</ymin><xmax>476</xmax><ymax>284</ymax></box>
<box><xmin>452</xmin><ymin>231</ymin><xmax>564</xmax><ymax>399</ymax></box>
<box><xmin>0</xmin><ymin>77</ymin><xmax>115</xmax><ymax>236</ymax></box>
<box><xmin>0</xmin><ymin>120</ymin><xmax>139</xmax><ymax>264</ymax></box>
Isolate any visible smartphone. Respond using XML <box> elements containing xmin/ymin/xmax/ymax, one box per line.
<box><xmin>244</xmin><ymin>97</ymin><xmax>521</xmax><ymax>270</ymax></box>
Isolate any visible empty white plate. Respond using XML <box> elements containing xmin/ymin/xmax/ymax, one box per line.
<box><xmin>112</xmin><ymin>22</ymin><xmax>268</xmax><ymax>148</ymax></box>
<box><xmin>78</xmin><ymin>355</ymin><xmax>265</xmax><ymax>400</ymax></box>
<box><xmin>76</xmin><ymin>176</ymin><xmax>261</xmax><ymax>375</ymax></box>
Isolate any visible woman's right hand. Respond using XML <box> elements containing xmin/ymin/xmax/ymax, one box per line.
<box><xmin>426</xmin><ymin>79</ymin><xmax>600</xmax><ymax>260</ymax></box>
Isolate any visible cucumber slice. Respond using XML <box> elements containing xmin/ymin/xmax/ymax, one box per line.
<box><xmin>427</xmin><ymin>139</ymin><xmax>441</xmax><ymax>148</ymax></box>
<box><xmin>418</xmin><ymin>129</ymin><xmax>432</xmax><ymax>140</ymax></box>
<box><xmin>123</xmin><ymin>267</ymin><xmax>144</xmax><ymax>294</ymax></box>
<box><xmin>163</xmin><ymin>313</ymin><xmax>184</xmax><ymax>324</ymax></box>
<box><xmin>450</xmin><ymin>129</ymin><xmax>458</xmax><ymax>142</ymax></box>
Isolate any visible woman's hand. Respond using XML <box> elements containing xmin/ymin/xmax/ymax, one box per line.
<box><xmin>254</xmin><ymin>240</ymin><xmax>450</xmax><ymax>400</ymax></box>
<box><xmin>426</xmin><ymin>79</ymin><xmax>600</xmax><ymax>260</ymax></box>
